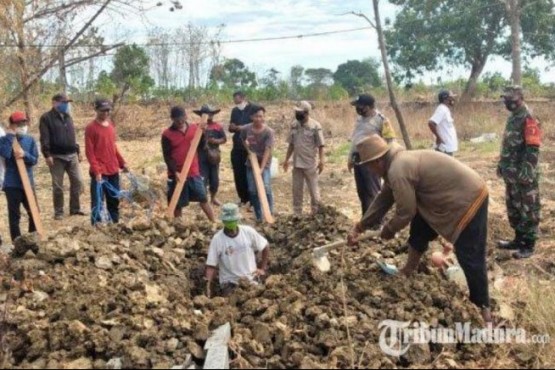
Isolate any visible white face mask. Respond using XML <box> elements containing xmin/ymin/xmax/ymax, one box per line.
<box><xmin>16</xmin><ymin>126</ymin><xmax>28</xmax><ymax>135</ymax></box>
<box><xmin>236</xmin><ymin>102</ymin><xmax>247</xmax><ymax>110</ymax></box>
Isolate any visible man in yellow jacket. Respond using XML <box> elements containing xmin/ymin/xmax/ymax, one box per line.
<box><xmin>348</xmin><ymin>135</ymin><xmax>491</xmax><ymax>323</ymax></box>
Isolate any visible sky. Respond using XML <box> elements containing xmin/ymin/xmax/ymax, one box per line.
<box><xmin>98</xmin><ymin>0</ymin><xmax>555</xmax><ymax>84</ymax></box>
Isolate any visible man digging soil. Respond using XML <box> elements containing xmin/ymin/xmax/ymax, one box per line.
<box><xmin>205</xmin><ymin>203</ymin><xmax>270</xmax><ymax>297</ymax></box>
<box><xmin>348</xmin><ymin>135</ymin><xmax>492</xmax><ymax>323</ymax></box>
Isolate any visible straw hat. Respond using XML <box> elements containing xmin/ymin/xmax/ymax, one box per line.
<box><xmin>355</xmin><ymin>135</ymin><xmax>390</xmax><ymax>165</ymax></box>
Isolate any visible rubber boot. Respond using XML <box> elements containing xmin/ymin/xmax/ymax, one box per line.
<box><xmin>513</xmin><ymin>240</ymin><xmax>535</xmax><ymax>260</ymax></box>
<box><xmin>498</xmin><ymin>234</ymin><xmax>523</xmax><ymax>250</ymax></box>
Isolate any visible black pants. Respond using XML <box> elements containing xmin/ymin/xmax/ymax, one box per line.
<box><xmin>408</xmin><ymin>197</ymin><xmax>490</xmax><ymax>308</ymax></box>
<box><xmin>354</xmin><ymin>162</ymin><xmax>382</xmax><ymax>215</ymax></box>
<box><xmin>200</xmin><ymin>157</ymin><xmax>220</xmax><ymax>194</ymax></box>
<box><xmin>4</xmin><ymin>187</ymin><xmax>37</xmax><ymax>241</ymax></box>
<box><xmin>231</xmin><ymin>147</ymin><xmax>249</xmax><ymax>204</ymax></box>
<box><xmin>91</xmin><ymin>174</ymin><xmax>120</xmax><ymax>225</ymax></box>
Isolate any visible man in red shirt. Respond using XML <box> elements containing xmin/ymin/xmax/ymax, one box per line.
<box><xmin>162</xmin><ymin>106</ymin><xmax>216</xmax><ymax>221</ymax></box>
<box><xmin>85</xmin><ymin>99</ymin><xmax>129</xmax><ymax>225</ymax></box>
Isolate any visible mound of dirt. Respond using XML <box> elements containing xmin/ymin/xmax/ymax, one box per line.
<box><xmin>0</xmin><ymin>207</ymin><xmax>493</xmax><ymax>369</ymax></box>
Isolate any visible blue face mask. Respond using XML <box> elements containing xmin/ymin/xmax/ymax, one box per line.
<box><xmin>57</xmin><ymin>102</ymin><xmax>70</xmax><ymax>114</ymax></box>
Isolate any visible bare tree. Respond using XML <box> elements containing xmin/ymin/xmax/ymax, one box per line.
<box><xmin>350</xmin><ymin>2</ymin><xmax>412</xmax><ymax>149</ymax></box>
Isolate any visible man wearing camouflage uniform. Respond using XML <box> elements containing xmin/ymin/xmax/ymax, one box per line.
<box><xmin>497</xmin><ymin>86</ymin><xmax>542</xmax><ymax>259</ymax></box>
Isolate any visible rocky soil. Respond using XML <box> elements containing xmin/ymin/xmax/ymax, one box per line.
<box><xmin>0</xmin><ymin>207</ymin><xmax>494</xmax><ymax>369</ymax></box>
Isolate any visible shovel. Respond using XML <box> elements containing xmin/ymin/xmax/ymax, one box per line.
<box><xmin>312</xmin><ymin>231</ymin><xmax>379</xmax><ymax>272</ymax></box>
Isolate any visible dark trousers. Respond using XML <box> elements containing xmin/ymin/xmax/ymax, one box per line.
<box><xmin>354</xmin><ymin>163</ymin><xmax>382</xmax><ymax>215</ymax></box>
<box><xmin>4</xmin><ymin>187</ymin><xmax>37</xmax><ymax>241</ymax></box>
<box><xmin>90</xmin><ymin>174</ymin><xmax>120</xmax><ymax>225</ymax></box>
<box><xmin>408</xmin><ymin>197</ymin><xmax>490</xmax><ymax>308</ymax></box>
<box><xmin>231</xmin><ymin>147</ymin><xmax>250</xmax><ymax>204</ymax></box>
<box><xmin>200</xmin><ymin>157</ymin><xmax>220</xmax><ymax>194</ymax></box>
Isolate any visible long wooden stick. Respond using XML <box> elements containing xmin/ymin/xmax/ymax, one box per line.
<box><xmin>166</xmin><ymin>114</ymin><xmax>207</xmax><ymax>218</ymax></box>
<box><xmin>248</xmin><ymin>151</ymin><xmax>275</xmax><ymax>224</ymax></box>
<box><xmin>12</xmin><ymin>139</ymin><xmax>44</xmax><ymax>239</ymax></box>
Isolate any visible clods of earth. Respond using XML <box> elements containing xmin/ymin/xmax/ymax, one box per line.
<box><xmin>0</xmin><ymin>207</ymin><xmax>495</xmax><ymax>369</ymax></box>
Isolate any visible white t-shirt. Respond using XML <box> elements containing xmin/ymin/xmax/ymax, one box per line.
<box><xmin>430</xmin><ymin>104</ymin><xmax>458</xmax><ymax>153</ymax></box>
<box><xmin>0</xmin><ymin>126</ymin><xmax>5</xmax><ymax>189</ymax></box>
<box><xmin>206</xmin><ymin>225</ymin><xmax>269</xmax><ymax>285</ymax></box>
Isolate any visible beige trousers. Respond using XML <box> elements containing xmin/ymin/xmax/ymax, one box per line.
<box><xmin>292</xmin><ymin>167</ymin><xmax>321</xmax><ymax>214</ymax></box>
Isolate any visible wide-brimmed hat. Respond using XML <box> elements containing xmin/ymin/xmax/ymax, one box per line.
<box><xmin>500</xmin><ymin>85</ymin><xmax>524</xmax><ymax>100</ymax></box>
<box><xmin>220</xmin><ymin>203</ymin><xmax>242</xmax><ymax>222</ymax></box>
<box><xmin>294</xmin><ymin>101</ymin><xmax>313</xmax><ymax>113</ymax></box>
<box><xmin>355</xmin><ymin>135</ymin><xmax>391</xmax><ymax>165</ymax></box>
<box><xmin>193</xmin><ymin>104</ymin><xmax>221</xmax><ymax>116</ymax></box>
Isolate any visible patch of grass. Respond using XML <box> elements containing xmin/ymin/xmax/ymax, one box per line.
<box><xmin>327</xmin><ymin>142</ymin><xmax>351</xmax><ymax>164</ymax></box>
<box><xmin>460</xmin><ymin>139</ymin><xmax>501</xmax><ymax>155</ymax></box>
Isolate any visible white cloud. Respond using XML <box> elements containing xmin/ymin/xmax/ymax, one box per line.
<box><xmin>96</xmin><ymin>0</ymin><xmax>554</xmax><ymax>83</ymax></box>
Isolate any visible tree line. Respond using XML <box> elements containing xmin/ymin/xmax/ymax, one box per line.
<box><xmin>0</xmin><ymin>0</ymin><xmax>554</xmax><ymax>122</ymax></box>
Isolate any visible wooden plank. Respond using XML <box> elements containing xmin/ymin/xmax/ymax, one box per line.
<box><xmin>204</xmin><ymin>323</ymin><xmax>231</xmax><ymax>350</ymax></box>
<box><xmin>12</xmin><ymin>139</ymin><xmax>44</xmax><ymax>240</ymax></box>
<box><xmin>166</xmin><ymin>114</ymin><xmax>207</xmax><ymax>218</ymax></box>
<box><xmin>248</xmin><ymin>151</ymin><xmax>275</xmax><ymax>224</ymax></box>
<box><xmin>204</xmin><ymin>323</ymin><xmax>231</xmax><ymax>370</ymax></box>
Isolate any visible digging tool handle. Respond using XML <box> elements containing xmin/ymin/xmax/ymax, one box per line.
<box><xmin>13</xmin><ymin>139</ymin><xmax>44</xmax><ymax>240</ymax></box>
<box><xmin>166</xmin><ymin>114</ymin><xmax>207</xmax><ymax>218</ymax></box>
<box><xmin>318</xmin><ymin>231</ymin><xmax>379</xmax><ymax>254</ymax></box>
<box><xmin>248</xmin><ymin>151</ymin><xmax>275</xmax><ymax>224</ymax></box>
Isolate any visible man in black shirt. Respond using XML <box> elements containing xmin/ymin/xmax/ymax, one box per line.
<box><xmin>229</xmin><ymin>91</ymin><xmax>252</xmax><ymax>206</ymax></box>
<box><xmin>39</xmin><ymin>93</ymin><xmax>84</xmax><ymax>220</ymax></box>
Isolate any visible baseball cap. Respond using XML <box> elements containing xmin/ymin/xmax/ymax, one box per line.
<box><xmin>350</xmin><ymin>94</ymin><xmax>376</xmax><ymax>107</ymax></box>
<box><xmin>94</xmin><ymin>99</ymin><xmax>113</xmax><ymax>111</ymax></box>
<box><xmin>9</xmin><ymin>111</ymin><xmax>28</xmax><ymax>124</ymax></box>
<box><xmin>52</xmin><ymin>93</ymin><xmax>73</xmax><ymax>103</ymax></box>
<box><xmin>438</xmin><ymin>90</ymin><xmax>457</xmax><ymax>102</ymax></box>
<box><xmin>294</xmin><ymin>101</ymin><xmax>313</xmax><ymax>113</ymax></box>
<box><xmin>500</xmin><ymin>85</ymin><xmax>524</xmax><ymax>100</ymax></box>
<box><xmin>170</xmin><ymin>106</ymin><xmax>186</xmax><ymax>119</ymax></box>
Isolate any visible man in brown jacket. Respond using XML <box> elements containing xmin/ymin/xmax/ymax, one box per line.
<box><xmin>348</xmin><ymin>135</ymin><xmax>491</xmax><ymax>323</ymax></box>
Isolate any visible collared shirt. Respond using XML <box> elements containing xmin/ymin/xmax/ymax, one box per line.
<box><xmin>288</xmin><ymin>118</ymin><xmax>325</xmax><ymax>169</ymax></box>
<box><xmin>161</xmin><ymin>123</ymin><xmax>201</xmax><ymax>179</ymax></box>
<box><xmin>39</xmin><ymin>108</ymin><xmax>79</xmax><ymax>157</ymax></box>
<box><xmin>349</xmin><ymin>111</ymin><xmax>396</xmax><ymax>158</ymax></box>
<box><xmin>0</xmin><ymin>134</ymin><xmax>39</xmax><ymax>189</ymax></box>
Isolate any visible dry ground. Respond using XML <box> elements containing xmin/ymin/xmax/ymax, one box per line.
<box><xmin>0</xmin><ymin>99</ymin><xmax>554</xmax><ymax>367</ymax></box>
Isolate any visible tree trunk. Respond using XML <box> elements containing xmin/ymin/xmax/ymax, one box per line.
<box><xmin>507</xmin><ymin>0</ymin><xmax>522</xmax><ymax>85</ymax></box>
<box><xmin>462</xmin><ymin>58</ymin><xmax>487</xmax><ymax>101</ymax></box>
<box><xmin>372</xmin><ymin>0</ymin><xmax>412</xmax><ymax>149</ymax></box>
<box><xmin>58</xmin><ymin>48</ymin><xmax>68</xmax><ymax>93</ymax></box>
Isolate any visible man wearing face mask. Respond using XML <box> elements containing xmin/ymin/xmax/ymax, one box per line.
<box><xmin>205</xmin><ymin>203</ymin><xmax>270</xmax><ymax>297</ymax></box>
<box><xmin>348</xmin><ymin>94</ymin><xmax>396</xmax><ymax>217</ymax></box>
<box><xmin>429</xmin><ymin>90</ymin><xmax>458</xmax><ymax>156</ymax></box>
<box><xmin>229</xmin><ymin>91</ymin><xmax>253</xmax><ymax>208</ymax></box>
<box><xmin>39</xmin><ymin>93</ymin><xmax>84</xmax><ymax>221</ymax></box>
<box><xmin>0</xmin><ymin>112</ymin><xmax>39</xmax><ymax>241</ymax></box>
<box><xmin>497</xmin><ymin>86</ymin><xmax>542</xmax><ymax>260</ymax></box>
<box><xmin>282</xmin><ymin>101</ymin><xmax>325</xmax><ymax>215</ymax></box>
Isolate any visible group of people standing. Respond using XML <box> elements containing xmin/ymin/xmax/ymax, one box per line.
<box><xmin>0</xmin><ymin>86</ymin><xmax>542</xmax><ymax>325</ymax></box>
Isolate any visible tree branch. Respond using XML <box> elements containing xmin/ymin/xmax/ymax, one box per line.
<box><xmin>346</xmin><ymin>11</ymin><xmax>377</xmax><ymax>29</ymax></box>
<box><xmin>63</xmin><ymin>43</ymin><xmax>123</xmax><ymax>68</ymax></box>
<box><xmin>3</xmin><ymin>0</ymin><xmax>113</xmax><ymax>108</ymax></box>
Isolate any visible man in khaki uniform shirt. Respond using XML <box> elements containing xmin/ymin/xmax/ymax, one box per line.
<box><xmin>282</xmin><ymin>101</ymin><xmax>325</xmax><ymax>214</ymax></box>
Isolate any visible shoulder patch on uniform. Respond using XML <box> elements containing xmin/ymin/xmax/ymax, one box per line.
<box><xmin>524</xmin><ymin>116</ymin><xmax>541</xmax><ymax>147</ymax></box>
